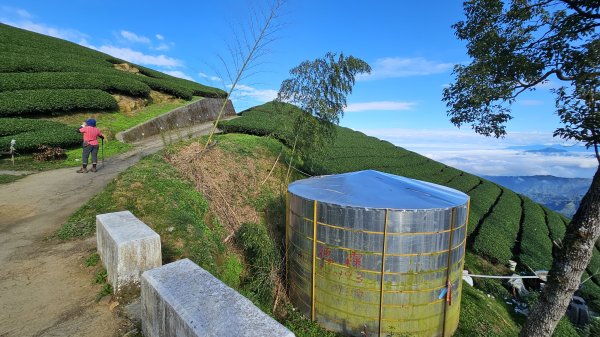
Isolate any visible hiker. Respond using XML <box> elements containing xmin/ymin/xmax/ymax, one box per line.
<box><xmin>77</xmin><ymin>118</ymin><xmax>105</xmax><ymax>173</ymax></box>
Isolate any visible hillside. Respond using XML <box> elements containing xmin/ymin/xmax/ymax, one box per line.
<box><xmin>219</xmin><ymin>102</ymin><xmax>600</xmax><ymax>312</ymax></box>
<box><xmin>0</xmin><ymin>23</ymin><xmax>225</xmax><ymax>154</ymax></box>
<box><xmin>484</xmin><ymin>175</ymin><xmax>591</xmax><ymax>218</ymax></box>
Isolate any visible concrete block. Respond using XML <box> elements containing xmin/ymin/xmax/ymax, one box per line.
<box><xmin>96</xmin><ymin>211</ymin><xmax>161</xmax><ymax>294</ymax></box>
<box><xmin>141</xmin><ymin>259</ymin><xmax>295</xmax><ymax>337</ymax></box>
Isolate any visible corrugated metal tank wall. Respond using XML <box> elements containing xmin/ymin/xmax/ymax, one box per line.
<box><xmin>286</xmin><ymin>170</ymin><xmax>469</xmax><ymax>337</ymax></box>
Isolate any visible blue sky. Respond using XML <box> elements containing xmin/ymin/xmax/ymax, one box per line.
<box><xmin>1</xmin><ymin>1</ymin><xmax>595</xmax><ymax>178</ymax></box>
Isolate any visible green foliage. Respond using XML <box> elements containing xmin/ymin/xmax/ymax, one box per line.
<box><xmin>219</xmin><ymin>254</ymin><xmax>244</xmax><ymax>289</ymax></box>
<box><xmin>85</xmin><ymin>253</ymin><xmax>100</xmax><ymax>267</ymax></box>
<box><xmin>454</xmin><ymin>282</ymin><xmax>520</xmax><ymax>337</ymax></box>
<box><xmin>276</xmin><ymin>52</ymin><xmax>371</xmax><ymax>160</ymax></box>
<box><xmin>443</xmin><ymin>1</ymin><xmax>599</xmax><ymax>141</ymax></box>
<box><xmin>586</xmin><ymin>247</ymin><xmax>600</xmax><ymax>284</ymax></box>
<box><xmin>519</xmin><ymin>197</ymin><xmax>553</xmax><ymax>270</ymax></box>
<box><xmin>95</xmin><ymin>269</ymin><xmax>108</xmax><ymax>284</ymax></box>
<box><xmin>0</xmin><ymin>174</ymin><xmax>26</xmax><ymax>184</ymax></box>
<box><xmin>552</xmin><ymin>317</ymin><xmax>579</xmax><ymax>337</ymax></box>
<box><xmin>0</xmin><ymin>89</ymin><xmax>118</xmax><ymax>116</ymax></box>
<box><xmin>578</xmin><ymin>272</ymin><xmax>600</xmax><ymax>313</ymax></box>
<box><xmin>446</xmin><ymin>173</ymin><xmax>481</xmax><ymax>193</ymax></box>
<box><xmin>221</xmin><ymin>103</ymin><xmax>600</xmax><ymax>313</ymax></box>
<box><xmin>283</xmin><ymin>304</ymin><xmax>340</xmax><ymax>337</ymax></box>
<box><xmin>0</xmin><ymin>72</ymin><xmax>151</xmax><ymax>97</ymax></box>
<box><xmin>96</xmin><ymin>283</ymin><xmax>112</xmax><ymax>302</ymax></box>
<box><xmin>473</xmin><ymin>189</ymin><xmax>521</xmax><ymax>264</ymax></box>
<box><xmin>277</xmin><ymin>52</ymin><xmax>371</xmax><ymax>125</ymax></box>
<box><xmin>0</xmin><ymin>23</ymin><xmax>226</xmax><ymax>114</ymax></box>
<box><xmin>466</xmin><ymin>181</ymin><xmax>502</xmax><ymax>236</ymax></box>
<box><xmin>56</xmin><ymin>153</ymin><xmax>225</xmax><ymax>274</ymax></box>
<box><xmin>545</xmin><ymin>207</ymin><xmax>567</xmax><ymax>242</ymax></box>
<box><xmin>0</xmin><ymin>118</ymin><xmax>81</xmax><ymax>152</ymax></box>
<box><xmin>236</xmin><ymin>222</ymin><xmax>279</xmax><ymax>307</ymax></box>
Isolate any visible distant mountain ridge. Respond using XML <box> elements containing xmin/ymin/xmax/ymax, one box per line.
<box><xmin>484</xmin><ymin>175</ymin><xmax>591</xmax><ymax>218</ymax></box>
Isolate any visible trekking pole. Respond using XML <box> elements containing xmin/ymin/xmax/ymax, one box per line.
<box><xmin>101</xmin><ymin>138</ymin><xmax>104</xmax><ymax>167</ymax></box>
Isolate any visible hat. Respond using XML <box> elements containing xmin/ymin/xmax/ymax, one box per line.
<box><xmin>86</xmin><ymin>118</ymin><xmax>96</xmax><ymax>127</ymax></box>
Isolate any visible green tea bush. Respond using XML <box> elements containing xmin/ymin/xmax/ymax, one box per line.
<box><xmin>446</xmin><ymin>173</ymin><xmax>481</xmax><ymax>193</ymax></box>
<box><xmin>473</xmin><ymin>190</ymin><xmax>521</xmax><ymax>263</ymax></box>
<box><xmin>0</xmin><ymin>89</ymin><xmax>118</xmax><ymax>116</ymax></box>
<box><xmin>519</xmin><ymin>197</ymin><xmax>553</xmax><ymax>270</ymax></box>
<box><xmin>0</xmin><ymin>118</ymin><xmax>81</xmax><ymax>152</ymax></box>
<box><xmin>545</xmin><ymin>207</ymin><xmax>567</xmax><ymax>242</ymax></box>
<box><xmin>427</xmin><ymin>166</ymin><xmax>462</xmax><ymax>185</ymax></box>
<box><xmin>466</xmin><ymin>182</ymin><xmax>502</xmax><ymax>236</ymax></box>
<box><xmin>0</xmin><ymin>23</ymin><xmax>226</xmax><ymax>103</ymax></box>
<box><xmin>0</xmin><ymin>72</ymin><xmax>151</xmax><ymax>97</ymax></box>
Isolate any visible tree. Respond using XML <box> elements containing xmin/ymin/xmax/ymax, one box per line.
<box><xmin>276</xmin><ymin>52</ymin><xmax>371</xmax><ymax>172</ymax></box>
<box><xmin>443</xmin><ymin>1</ymin><xmax>599</xmax><ymax>336</ymax></box>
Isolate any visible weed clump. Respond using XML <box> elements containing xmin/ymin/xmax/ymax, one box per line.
<box><xmin>236</xmin><ymin>222</ymin><xmax>280</xmax><ymax>309</ymax></box>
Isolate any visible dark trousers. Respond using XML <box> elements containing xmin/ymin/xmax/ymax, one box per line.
<box><xmin>82</xmin><ymin>144</ymin><xmax>99</xmax><ymax>165</ymax></box>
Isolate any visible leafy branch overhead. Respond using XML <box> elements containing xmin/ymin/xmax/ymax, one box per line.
<box><xmin>444</xmin><ymin>1</ymin><xmax>599</xmax><ymax>336</ymax></box>
<box><xmin>443</xmin><ymin>0</ymin><xmax>599</xmax><ymax>144</ymax></box>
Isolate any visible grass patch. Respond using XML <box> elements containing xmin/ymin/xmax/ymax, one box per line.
<box><xmin>85</xmin><ymin>252</ymin><xmax>100</xmax><ymax>267</ymax></box>
<box><xmin>56</xmin><ymin>150</ymin><xmax>225</xmax><ymax>275</ymax></box>
<box><xmin>455</xmin><ymin>282</ymin><xmax>520</xmax><ymax>337</ymax></box>
<box><xmin>0</xmin><ymin>173</ymin><xmax>26</xmax><ymax>184</ymax></box>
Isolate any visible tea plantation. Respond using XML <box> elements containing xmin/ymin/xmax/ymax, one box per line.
<box><xmin>219</xmin><ymin>101</ymin><xmax>600</xmax><ymax>311</ymax></box>
<box><xmin>0</xmin><ymin>23</ymin><xmax>226</xmax><ymax>152</ymax></box>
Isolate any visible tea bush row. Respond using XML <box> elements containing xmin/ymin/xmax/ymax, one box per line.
<box><xmin>0</xmin><ymin>24</ymin><xmax>226</xmax><ymax>101</ymax></box>
<box><xmin>445</xmin><ymin>173</ymin><xmax>481</xmax><ymax>193</ymax></box>
<box><xmin>472</xmin><ymin>190</ymin><xmax>521</xmax><ymax>264</ymax></box>
<box><xmin>0</xmin><ymin>72</ymin><xmax>151</xmax><ymax>97</ymax></box>
<box><xmin>465</xmin><ymin>181</ymin><xmax>502</xmax><ymax>236</ymax></box>
<box><xmin>545</xmin><ymin>207</ymin><xmax>567</xmax><ymax>242</ymax></box>
<box><xmin>519</xmin><ymin>197</ymin><xmax>553</xmax><ymax>270</ymax></box>
<box><xmin>0</xmin><ymin>118</ymin><xmax>81</xmax><ymax>152</ymax></box>
<box><xmin>0</xmin><ymin>89</ymin><xmax>118</xmax><ymax>116</ymax></box>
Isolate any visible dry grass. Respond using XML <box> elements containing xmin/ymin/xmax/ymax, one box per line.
<box><xmin>166</xmin><ymin>138</ymin><xmax>287</xmax><ymax>237</ymax></box>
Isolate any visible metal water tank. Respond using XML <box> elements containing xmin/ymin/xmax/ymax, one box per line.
<box><xmin>286</xmin><ymin>170</ymin><xmax>469</xmax><ymax>337</ymax></box>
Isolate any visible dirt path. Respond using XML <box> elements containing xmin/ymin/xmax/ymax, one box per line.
<box><xmin>0</xmin><ymin>122</ymin><xmax>218</xmax><ymax>337</ymax></box>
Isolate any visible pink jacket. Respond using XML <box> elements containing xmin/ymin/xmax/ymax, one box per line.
<box><xmin>79</xmin><ymin>126</ymin><xmax>103</xmax><ymax>146</ymax></box>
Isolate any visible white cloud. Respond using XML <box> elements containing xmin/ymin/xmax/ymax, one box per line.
<box><xmin>162</xmin><ymin>70</ymin><xmax>194</xmax><ymax>81</ymax></box>
<box><xmin>199</xmin><ymin>72</ymin><xmax>222</xmax><ymax>82</ymax></box>
<box><xmin>231</xmin><ymin>84</ymin><xmax>277</xmax><ymax>102</ymax></box>
<box><xmin>120</xmin><ymin>30</ymin><xmax>151</xmax><ymax>44</ymax></box>
<box><xmin>95</xmin><ymin>45</ymin><xmax>182</xmax><ymax>67</ymax></box>
<box><xmin>345</xmin><ymin>101</ymin><xmax>415</xmax><ymax>112</ymax></box>
<box><xmin>359</xmin><ymin>57</ymin><xmax>454</xmax><ymax>80</ymax></box>
<box><xmin>1</xmin><ymin>6</ymin><xmax>32</xmax><ymax>19</ymax></box>
<box><xmin>156</xmin><ymin>34</ymin><xmax>164</xmax><ymax>40</ymax></box>
<box><xmin>155</xmin><ymin>43</ymin><xmax>171</xmax><ymax>51</ymax></box>
<box><xmin>425</xmin><ymin>149</ymin><xmax>596</xmax><ymax>178</ymax></box>
<box><xmin>354</xmin><ymin>127</ymin><xmax>596</xmax><ymax>178</ymax></box>
<box><xmin>1</xmin><ymin>16</ymin><xmax>89</xmax><ymax>44</ymax></box>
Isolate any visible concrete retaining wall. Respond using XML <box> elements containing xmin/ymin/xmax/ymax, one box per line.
<box><xmin>96</xmin><ymin>211</ymin><xmax>162</xmax><ymax>294</ymax></box>
<box><xmin>116</xmin><ymin>98</ymin><xmax>236</xmax><ymax>143</ymax></box>
<box><xmin>141</xmin><ymin>259</ymin><xmax>295</xmax><ymax>337</ymax></box>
